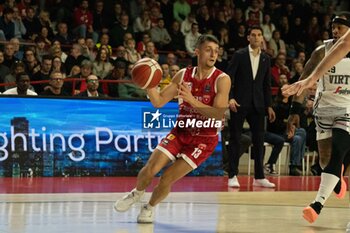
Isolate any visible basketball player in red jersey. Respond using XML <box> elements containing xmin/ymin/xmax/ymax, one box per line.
<box><xmin>114</xmin><ymin>34</ymin><xmax>231</xmax><ymax>223</ymax></box>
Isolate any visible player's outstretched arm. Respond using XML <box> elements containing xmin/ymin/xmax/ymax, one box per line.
<box><xmin>312</xmin><ymin>29</ymin><xmax>350</xmax><ymax>78</ymax></box>
<box><xmin>178</xmin><ymin>74</ymin><xmax>231</xmax><ymax>120</ymax></box>
<box><xmin>146</xmin><ymin>70</ymin><xmax>184</xmax><ymax>108</ymax></box>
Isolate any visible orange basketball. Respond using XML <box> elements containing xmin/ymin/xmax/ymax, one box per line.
<box><xmin>131</xmin><ymin>58</ymin><xmax>163</xmax><ymax>89</ymax></box>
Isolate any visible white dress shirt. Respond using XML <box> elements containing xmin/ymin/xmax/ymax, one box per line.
<box><xmin>248</xmin><ymin>44</ymin><xmax>261</xmax><ymax>80</ymax></box>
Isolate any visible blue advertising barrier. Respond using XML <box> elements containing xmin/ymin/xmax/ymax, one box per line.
<box><xmin>0</xmin><ymin>97</ymin><xmax>223</xmax><ymax>177</ymax></box>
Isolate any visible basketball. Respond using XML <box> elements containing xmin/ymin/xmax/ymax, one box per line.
<box><xmin>131</xmin><ymin>58</ymin><xmax>163</xmax><ymax>89</ymax></box>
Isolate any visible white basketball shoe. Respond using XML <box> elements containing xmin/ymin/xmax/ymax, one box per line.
<box><xmin>114</xmin><ymin>188</ymin><xmax>144</xmax><ymax>212</ymax></box>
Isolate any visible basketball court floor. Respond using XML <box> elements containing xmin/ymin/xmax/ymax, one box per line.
<box><xmin>0</xmin><ymin>176</ymin><xmax>349</xmax><ymax>233</ymax></box>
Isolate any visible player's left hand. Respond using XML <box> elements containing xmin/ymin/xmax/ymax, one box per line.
<box><xmin>267</xmin><ymin>107</ymin><xmax>276</xmax><ymax>123</ymax></box>
<box><xmin>281</xmin><ymin>77</ymin><xmax>316</xmax><ymax>97</ymax></box>
<box><xmin>178</xmin><ymin>83</ymin><xmax>196</xmax><ymax>105</ymax></box>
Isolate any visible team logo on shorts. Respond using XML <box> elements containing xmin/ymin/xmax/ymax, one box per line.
<box><xmin>198</xmin><ymin>143</ymin><xmax>207</xmax><ymax>151</ymax></box>
<box><xmin>162</xmin><ymin>139</ymin><xmax>169</xmax><ymax>145</ymax></box>
<box><xmin>166</xmin><ymin>134</ymin><xmax>176</xmax><ymax>140</ymax></box>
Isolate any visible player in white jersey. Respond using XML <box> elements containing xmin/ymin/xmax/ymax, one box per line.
<box><xmin>282</xmin><ymin>13</ymin><xmax>350</xmax><ymax>225</ymax></box>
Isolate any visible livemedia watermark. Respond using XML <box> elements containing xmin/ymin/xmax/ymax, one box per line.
<box><xmin>142</xmin><ymin>108</ymin><xmax>223</xmax><ymax>132</ymax></box>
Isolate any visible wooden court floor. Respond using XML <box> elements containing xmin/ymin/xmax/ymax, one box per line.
<box><xmin>0</xmin><ymin>177</ymin><xmax>349</xmax><ymax>233</ymax></box>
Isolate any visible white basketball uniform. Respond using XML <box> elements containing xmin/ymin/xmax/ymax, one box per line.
<box><xmin>314</xmin><ymin>39</ymin><xmax>350</xmax><ymax>140</ymax></box>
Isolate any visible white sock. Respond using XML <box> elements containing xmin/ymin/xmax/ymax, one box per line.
<box><xmin>133</xmin><ymin>188</ymin><xmax>144</xmax><ymax>194</ymax></box>
<box><xmin>315</xmin><ymin>172</ymin><xmax>339</xmax><ymax>205</ymax></box>
<box><xmin>146</xmin><ymin>203</ymin><xmax>154</xmax><ymax>210</ymax></box>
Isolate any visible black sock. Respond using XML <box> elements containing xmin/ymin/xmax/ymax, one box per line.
<box><xmin>310</xmin><ymin>202</ymin><xmax>323</xmax><ymax>214</ymax></box>
<box><xmin>333</xmin><ymin>179</ymin><xmax>341</xmax><ymax>194</ymax></box>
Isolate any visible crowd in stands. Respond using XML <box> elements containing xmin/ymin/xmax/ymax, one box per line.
<box><xmin>0</xmin><ymin>0</ymin><xmax>349</xmax><ymax>175</ymax></box>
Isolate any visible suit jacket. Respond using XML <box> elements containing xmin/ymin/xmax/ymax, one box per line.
<box><xmin>75</xmin><ymin>90</ymin><xmax>107</xmax><ymax>98</ymax></box>
<box><xmin>227</xmin><ymin>47</ymin><xmax>272</xmax><ymax>114</ymax></box>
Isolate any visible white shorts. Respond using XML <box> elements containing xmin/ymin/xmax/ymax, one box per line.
<box><xmin>315</xmin><ymin>112</ymin><xmax>350</xmax><ymax>140</ymax></box>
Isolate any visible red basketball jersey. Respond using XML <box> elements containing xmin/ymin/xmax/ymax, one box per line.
<box><xmin>176</xmin><ymin>66</ymin><xmax>225</xmax><ymax>136</ymax></box>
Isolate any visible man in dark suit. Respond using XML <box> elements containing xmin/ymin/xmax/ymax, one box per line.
<box><xmin>226</xmin><ymin>25</ymin><xmax>276</xmax><ymax>188</ymax></box>
<box><xmin>75</xmin><ymin>74</ymin><xmax>107</xmax><ymax>97</ymax></box>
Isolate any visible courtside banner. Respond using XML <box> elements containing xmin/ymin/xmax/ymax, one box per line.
<box><xmin>0</xmin><ymin>97</ymin><xmax>223</xmax><ymax>177</ymax></box>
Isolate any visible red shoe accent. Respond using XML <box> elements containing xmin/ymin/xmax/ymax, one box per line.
<box><xmin>302</xmin><ymin>206</ymin><xmax>318</xmax><ymax>223</ymax></box>
<box><xmin>335</xmin><ymin>165</ymin><xmax>347</xmax><ymax>199</ymax></box>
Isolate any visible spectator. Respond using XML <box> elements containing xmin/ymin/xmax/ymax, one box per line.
<box><xmin>173</xmin><ymin>0</ymin><xmax>191</xmax><ymax>23</ymax></box>
<box><xmin>143</xmin><ymin>41</ymin><xmax>159</xmax><ymax>62</ymax></box>
<box><xmin>2</xmin><ymin>72</ymin><xmax>37</xmax><ymax>96</ymax></box>
<box><xmin>53</xmin><ymin>22</ymin><xmax>75</xmax><ymax>50</ymax></box>
<box><xmin>136</xmin><ymin>32</ymin><xmax>152</xmax><ymax>56</ymax></box>
<box><xmin>150</xmin><ymin>18</ymin><xmax>171</xmax><ymax>50</ymax></box>
<box><xmin>72</xmin><ymin>0</ymin><xmax>98</xmax><ymax>43</ymax></box>
<box><xmin>31</xmin><ymin>54</ymin><xmax>52</xmax><ymax>93</ymax></box>
<box><xmin>50</xmin><ymin>40</ymin><xmax>68</xmax><ymax>63</ymax></box>
<box><xmin>0</xmin><ymin>50</ymin><xmax>10</xmax><ymax>92</ymax></box>
<box><xmin>215</xmin><ymin>46</ymin><xmax>228</xmax><ymax>72</ymax></box>
<box><xmin>166</xmin><ymin>52</ymin><xmax>177</xmax><ymax>66</ymax></box>
<box><xmin>40</xmin><ymin>71</ymin><xmax>69</xmax><ymax>96</ymax></box>
<box><xmin>51</xmin><ymin>56</ymin><xmax>66</xmax><ymax>74</ymax></box>
<box><xmin>110</xmin><ymin>14</ymin><xmax>133</xmax><ymax>48</ymax></box>
<box><xmin>3</xmin><ymin>60</ymin><xmax>26</xmax><ymax>90</ymax></box>
<box><xmin>245</xmin><ymin>0</ymin><xmax>263</xmax><ymax>25</ymax></box>
<box><xmin>271</xmin><ymin>53</ymin><xmax>291</xmax><ymax>87</ymax></box>
<box><xmin>227</xmin><ymin>8</ymin><xmax>246</xmax><ymax>39</ymax></box>
<box><xmin>149</xmin><ymin>5</ymin><xmax>162</xmax><ymax>28</ymax></box>
<box><xmin>39</xmin><ymin>26</ymin><xmax>52</xmax><ymax>46</ymax></box>
<box><xmin>181</xmin><ymin>12</ymin><xmax>197</xmax><ymax>36</ymax></box>
<box><xmin>64</xmin><ymin>43</ymin><xmax>89</xmax><ymax>77</ymax></box>
<box><xmin>22</xmin><ymin>7</ymin><xmax>41</xmax><ymax>40</ymax></box>
<box><xmin>115</xmin><ymin>46</ymin><xmax>129</xmax><ymax>63</ymax></box>
<box><xmin>110</xmin><ymin>2</ymin><xmax>125</xmax><ymax>27</ymax></box>
<box><xmin>169</xmin><ymin>64</ymin><xmax>180</xmax><ymax>78</ymax></box>
<box><xmin>125</xmin><ymin>38</ymin><xmax>141</xmax><ymax>64</ymax></box>
<box><xmin>85</xmin><ymin>37</ymin><xmax>97</xmax><ymax>61</ymax></box>
<box><xmin>75</xmin><ymin>74</ymin><xmax>106</xmax><ymax>97</ymax></box>
<box><xmin>230</xmin><ymin>23</ymin><xmax>248</xmax><ymax>51</ymax></box>
<box><xmin>268</xmin><ymin>87</ymin><xmax>306</xmax><ymax>176</ymax></box>
<box><xmin>71</xmin><ymin>59</ymin><xmax>93</xmax><ymax>95</ymax></box>
<box><xmin>3</xmin><ymin>42</ymin><xmax>19</xmax><ymax>69</ymax></box>
<box><xmin>159</xmin><ymin>0</ymin><xmax>174</xmax><ymax>30</ymax></box>
<box><xmin>289</xmin><ymin>61</ymin><xmax>304</xmax><ymax>84</ymax></box>
<box><xmin>167</xmin><ymin>21</ymin><xmax>186</xmax><ymax>58</ymax></box>
<box><xmin>269</xmin><ymin>30</ymin><xmax>286</xmax><ymax>58</ymax></box>
<box><xmin>307</xmin><ymin>16</ymin><xmax>321</xmax><ymax>48</ymax></box>
<box><xmin>185</xmin><ymin>23</ymin><xmax>201</xmax><ymax>58</ymax></box>
<box><xmin>92</xmin><ymin>0</ymin><xmax>109</xmax><ymax>35</ymax></box>
<box><xmin>34</xmin><ymin>36</ymin><xmax>49</xmax><ymax>62</ymax></box>
<box><xmin>261</xmin><ymin>14</ymin><xmax>275</xmax><ymax>42</ymax></box>
<box><xmin>196</xmin><ymin>4</ymin><xmax>214</xmax><ymax>34</ymax></box>
<box><xmin>159</xmin><ymin>63</ymin><xmax>171</xmax><ymax>91</ymax></box>
<box><xmin>12</xmin><ymin>6</ymin><xmax>26</xmax><ymax>40</ymax></box>
<box><xmin>0</xmin><ymin>7</ymin><xmax>15</xmax><ymax>41</ymax></box>
<box><xmin>133</xmin><ymin>9</ymin><xmax>151</xmax><ymax>36</ymax></box>
<box><xmin>92</xmin><ymin>47</ymin><xmax>114</xmax><ymax>80</ymax></box>
<box><xmin>263</xmin><ymin>131</ymin><xmax>285</xmax><ymax>176</ymax></box>
<box><xmin>95</xmin><ymin>33</ymin><xmax>112</xmax><ymax>55</ymax></box>
<box><xmin>22</xmin><ymin>47</ymin><xmax>40</xmax><ymax>78</ymax></box>
<box><xmin>10</xmin><ymin>37</ymin><xmax>23</xmax><ymax>60</ymax></box>
<box><xmin>38</xmin><ymin>10</ymin><xmax>54</xmax><ymax>40</ymax></box>
<box><xmin>103</xmin><ymin>61</ymin><xmax>126</xmax><ymax>97</ymax></box>
<box><xmin>279</xmin><ymin>16</ymin><xmax>291</xmax><ymax>44</ymax></box>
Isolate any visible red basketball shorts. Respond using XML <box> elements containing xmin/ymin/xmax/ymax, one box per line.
<box><xmin>156</xmin><ymin>128</ymin><xmax>218</xmax><ymax>169</ymax></box>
